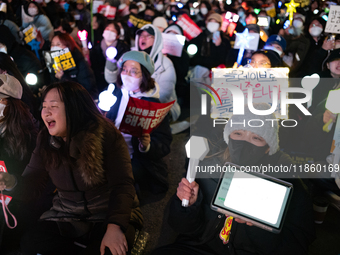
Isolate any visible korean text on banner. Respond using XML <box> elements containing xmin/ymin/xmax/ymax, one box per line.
<box><xmin>49</xmin><ymin>48</ymin><xmax>76</xmax><ymax>72</ymax></box>
<box><xmin>119</xmin><ymin>97</ymin><xmax>175</xmax><ymax>137</ymax></box>
<box><xmin>325</xmin><ymin>5</ymin><xmax>340</xmax><ymax>34</ymax></box>
<box><xmin>22</xmin><ymin>25</ymin><xmax>37</xmax><ymax>44</ymax></box>
<box><xmin>92</xmin><ymin>0</ymin><xmax>104</xmax><ymax>13</ymax></box>
<box><xmin>211</xmin><ymin>68</ymin><xmax>289</xmax><ymax>119</ymax></box>
<box><xmin>97</xmin><ymin>5</ymin><xmax>116</xmax><ymax>19</ymax></box>
<box><xmin>176</xmin><ymin>14</ymin><xmax>202</xmax><ymax>40</ymax></box>
<box><xmin>128</xmin><ymin>15</ymin><xmax>151</xmax><ymax>29</ymax></box>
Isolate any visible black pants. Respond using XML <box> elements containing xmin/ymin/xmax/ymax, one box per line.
<box><xmin>20</xmin><ymin>221</ymin><xmax>135</xmax><ymax>255</ymax></box>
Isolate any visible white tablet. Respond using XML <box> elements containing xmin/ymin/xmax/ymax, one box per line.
<box><xmin>211</xmin><ymin>163</ymin><xmax>293</xmax><ymax>233</ymax></box>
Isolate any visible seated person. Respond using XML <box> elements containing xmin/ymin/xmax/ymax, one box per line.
<box><xmin>152</xmin><ymin>103</ymin><xmax>315</xmax><ymax>255</ymax></box>
<box><xmin>106</xmin><ymin>51</ymin><xmax>172</xmax><ymax>194</ymax></box>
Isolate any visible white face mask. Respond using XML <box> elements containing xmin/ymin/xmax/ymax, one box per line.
<box><xmin>293</xmin><ymin>19</ymin><xmax>303</xmax><ymax>28</ymax></box>
<box><xmin>121</xmin><ymin>74</ymin><xmax>142</xmax><ymax>92</ymax></box>
<box><xmin>119</xmin><ymin>28</ymin><xmax>125</xmax><ymax>40</ymax></box>
<box><xmin>103</xmin><ymin>30</ymin><xmax>117</xmax><ymax>43</ymax></box>
<box><xmin>51</xmin><ymin>46</ymin><xmax>63</xmax><ymax>51</ymax></box>
<box><xmin>200</xmin><ymin>7</ymin><xmax>208</xmax><ymax>15</ymax></box>
<box><xmin>166</xmin><ymin>10</ymin><xmax>171</xmax><ymax>17</ymax></box>
<box><xmin>28</xmin><ymin>7</ymin><xmax>38</xmax><ymax>16</ymax></box>
<box><xmin>309</xmin><ymin>26</ymin><xmax>323</xmax><ymax>37</ymax></box>
<box><xmin>155</xmin><ymin>4</ymin><xmax>163</xmax><ymax>11</ymax></box>
<box><xmin>207</xmin><ymin>22</ymin><xmax>219</xmax><ymax>33</ymax></box>
<box><xmin>0</xmin><ymin>47</ymin><xmax>7</xmax><ymax>54</ymax></box>
<box><xmin>264</xmin><ymin>45</ymin><xmax>282</xmax><ymax>56</ymax></box>
<box><xmin>0</xmin><ymin>103</ymin><xmax>6</xmax><ymax>118</ymax></box>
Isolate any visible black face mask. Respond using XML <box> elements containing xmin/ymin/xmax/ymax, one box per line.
<box><xmin>144</xmin><ymin>15</ymin><xmax>154</xmax><ymax>21</ymax></box>
<box><xmin>228</xmin><ymin>137</ymin><xmax>269</xmax><ymax>166</ymax></box>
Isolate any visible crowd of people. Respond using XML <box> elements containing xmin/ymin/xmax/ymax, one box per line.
<box><xmin>0</xmin><ymin>0</ymin><xmax>339</xmax><ymax>254</ymax></box>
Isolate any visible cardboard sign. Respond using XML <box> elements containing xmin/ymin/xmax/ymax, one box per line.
<box><xmin>176</xmin><ymin>14</ymin><xmax>202</xmax><ymax>40</ymax></box>
<box><xmin>44</xmin><ymin>48</ymin><xmax>76</xmax><ymax>73</ymax></box>
<box><xmin>22</xmin><ymin>25</ymin><xmax>37</xmax><ymax>44</ymax></box>
<box><xmin>98</xmin><ymin>5</ymin><xmax>116</xmax><ymax>19</ymax></box>
<box><xmin>92</xmin><ymin>0</ymin><xmax>104</xmax><ymax>13</ymax></box>
<box><xmin>325</xmin><ymin>5</ymin><xmax>340</xmax><ymax>34</ymax></box>
<box><xmin>211</xmin><ymin>68</ymin><xmax>289</xmax><ymax>119</ymax></box>
<box><xmin>119</xmin><ymin>97</ymin><xmax>175</xmax><ymax>137</ymax></box>
<box><xmin>234</xmin><ymin>32</ymin><xmax>260</xmax><ymax>51</ymax></box>
<box><xmin>127</xmin><ymin>15</ymin><xmax>151</xmax><ymax>29</ymax></box>
<box><xmin>0</xmin><ymin>161</ymin><xmax>12</xmax><ymax>206</ymax></box>
<box><xmin>161</xmin><ymin>33</ymin><xmax>185</xmax><ymax>57</ymax></box>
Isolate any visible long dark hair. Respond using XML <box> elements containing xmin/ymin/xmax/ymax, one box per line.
<box><xmin>0</xmin><ymin>98</ymin><xmax>36</xmax><ymax>160</ymax></box>
<box><xmin>0</xmin><ymin>52</ymin><xmax>39</xmax><ymax>120</ymax></box>
<box><xmin>116</xmin><ymin>64</ymin><xmax>155</xmax><ymax>93</ymax></box>
<box><xmin>39</xmin><ymin>81</ymin><xmax>108</xmax><ymax>167</ymax></box>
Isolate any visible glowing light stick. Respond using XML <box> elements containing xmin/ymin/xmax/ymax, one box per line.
<box><xmin>182</xmin><ymin>136</ymin><xmax>209</xmax><ymax>207</ymax></box>
<box><xmin>106</xmin><ymin>47</ymin><xmax>117</xmax><ymax>61</ymax></box>
<box><xmin>285</xmin><ymin>0</ymin><xmax>299</xmax><ymax>26</ymax></box>
<box><xmin>187</xmin><ymin>44</ymin><xmax>198</xmax><ymax>56</ymax></box>
<box><xmin>27</xmin><ymin>39</ymin><xmax>41</xmax><ymax>60</ymax></box>
<box><xmin>98</xmin><ymin>84</ymin><xmax>117</xmax><ymax>111</ymax></box>
<box><xmin>301</xmin><ymin>73</ymin><xmax>320</xmax><ymax>109</ymax></box>
<box><xmin>323</xmin><ymin>89</ymin><xmax>340</xmax><ymax>133</ymax></box>
<box><xmin>235</xmin><ymin>28</ymin><xmax>255</xmax><ymax>65</ymax></box>
<box><xmin>77</xmin><ymin>30</ymin><xmax>88</xmax><ymax>49</ymax></box>
<box><xmin>25</xmin><ymin>73</ymin><xmax>37</xmax><ymax>85</ymax></box>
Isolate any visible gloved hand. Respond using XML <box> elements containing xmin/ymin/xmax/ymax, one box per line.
<box><xmin>105</xmin><ymin>59</ymin><xmax>118</xmax><ymax>72</ymax></box>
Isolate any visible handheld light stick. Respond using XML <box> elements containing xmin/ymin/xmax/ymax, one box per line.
<box><xmin>98</xmin><ymin>84</ymin><xmax>117</xmax><ymax>111</ymax></box>
<box><xmin>187</xmin><ymin>44</ymin><xmax>198</xmax><ymax>56</ymax></box>
<box><xmin>77</xmin><ymin>30</ymin><xmax>88</xmax><ymax>50</ymax></box>
<box><xmin>285</xmin><ymin>0</ymin><xmax>299</xmax><ymax>26</ymax></box>
<box><xmin>25</xmin><ymin>73</ymin><xmax>38</xmax><ymax>85</ymax></box>
<box><xmin>323</xmin><ymin>89</ymin><xmax>340</xmax><ymax>132</ymax></box>
<box><xmin>182</xmin><ymin>136</ymin><xmax>209</xmax><ymax>207</ymax></box>
<box><xmin>235</xmin><ymin>28</ymin><xmax>255</xmax><ymax>66</ymax></box>
<box><xmin>27</xmin><ymin>39</ymin><xmax>41</xmax><ymax>60</ymax></box>
<box><xmin>301</xmin><ymin>73</ymin><xmax>320</xmax><ymax>109</ymax></box>
<box><xmin>106</xmin><ymin>46</ymin><xmax>118</xmax><ymax>61</ymax></box>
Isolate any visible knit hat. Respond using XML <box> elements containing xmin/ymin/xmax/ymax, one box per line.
<box><xmin>327</xmin><ymin>48</ymin><xmax>340</xmax><ymax>63</ymax></box>
<box><xmin>252</xmin><ymin>49</ymin><xmax>282</xmax><ymax>67</ymax></box>
<box><xmin>223</xmin><ymin>103</ymin><xmax>279</xmax><ymax>155</ymax></box>
<box><xmin>152</xmin><ymin>17</ymin><xmax>168</xmax><ymax>30</ymax></box>
<box><xmin>0</xmin><ymin>74</ymin><xmax>22</xmax><ymax>99</ymax></box>
<box><xmin>207</xmin><ymin>13</ymin><xmax>222</xmax><ymax>24</ymax></box>
<box><xmin>294</xmin><ymin>13</ymin><xmax>305</xmax><ymax>22</ymax></box>
<box><xmin>118</xmin><ymin>51</ymin><xmax>155</xmax><ymax>75</ymax></box>
<box><xmin>265</xmin><ymin>35</ymin><xmax>287</xmax><ymax>51</ymax></box>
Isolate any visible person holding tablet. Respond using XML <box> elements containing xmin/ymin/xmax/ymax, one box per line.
<box><xmin>152</xmin><ymin>103</ymin><xmax>315</xmax><ymax>255</ymax></box>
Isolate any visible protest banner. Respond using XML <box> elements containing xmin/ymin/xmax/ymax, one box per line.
<box><xmin>176</xmin><ymin>14</ymin><xmax>202</xmax><ymax>40</ymax></box>
<box><xmin>21</xmin><ymin>25</ymin><xmax>37</xmax><ymax>44</ymax></box>
<box><xmin>119</xmin><ymin>97</ymin><xmax>175</xmax><ymax>137</ymax></box>
<box><xmin>92</xmin><ymin>0</ymin><xmax>104</xmax><ymax>13</ymax></box>
<box><xmin>325</xmin><ymin>5</ymin><xmax>340</xmax><ymax>34</ymax></box>
<box><xmin>43</xmin><ymin>48</ymin><xmax>76</xmax><ymax>73</ymax></box>
<box><xmin>127</xmin><ymin>14</ymin><xmax>151</xmax><ymax>29</ymax></box>
<box><xmin>97</xmin><ymin>5</ymin><xmax>116</xmax><ymax>19</ymax></box>
<box><xmin>161</xmin><ymin>33</ymin><xmax>185</xmax><ymax>57</ymax></box>
<box><xmin>211</xmin><ymin>68</ymin><xmax>289</xmax><ymax>119</ymax></box>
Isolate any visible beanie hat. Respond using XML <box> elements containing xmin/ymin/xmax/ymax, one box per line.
<box><xmin>0</xmin><ymin>74</ymin><xmax>22</xmax><ymax>99</ymax></box>
<box><xmin>326</xmin><ymin>48</ymin><xmax>340</xmax><ymax>63</ymax></box>
<box><xmin>118</xmin><ymin>51</ymin><xmax>155</xmax><ymax>75</ymax></box>
<box><xmin>252</xmin><ymin>49</ymin><xmax>282</xmax><ymax>67</ymax></box>
<box><xmin>223</xmin><ymin>103</ymin><xmax>279</xmax><ymax>155</ymax></box>
<box><xmin>164</xmin><ymin>24</ymin><xmax>184</xmax><ymax>35</ymax></box>
<box><xmin>152</xmin><ymin>17</ymin><xmax>168</xmax><ymax>30</ymax></box>
<box><xmin>265</xmin><ymin>35</ymin><xmax>287</xmax><ymax>51</ymax></box>
<box><xmin>207</xmin><ymin>13</ymin><xmax>222</xmax><ymax>24</ymax></box>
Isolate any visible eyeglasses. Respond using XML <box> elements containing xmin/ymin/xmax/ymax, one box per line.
<box><xmin>139</xmin><ymin>34</ymin><xmax>154</xmax><ymax>40</ymax></box>
<box><xmin>247</xmin><ymin>59</ymin><xmax>271</xmax><ymax>67</ymax></box>
<box><xmin>121</xmin><ymin>68</ymin><xmax>141</xmax><ymax>77</ymax></box>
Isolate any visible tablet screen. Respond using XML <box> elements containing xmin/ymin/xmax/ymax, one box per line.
<box><xmin>212</xmin><ymin>167</ymin><xmax>292</xmax><ymax>230</ymax></box>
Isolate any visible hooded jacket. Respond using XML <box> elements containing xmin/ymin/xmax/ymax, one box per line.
<box><xmin>134</xmin><ymin>24</ymin><xmax>181</xmax><ymax>121</ymax></box>
<box><xmin>22</xmin><ymin>12</ymin><xmax>54</xmax><ymax>42</ymax></box>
